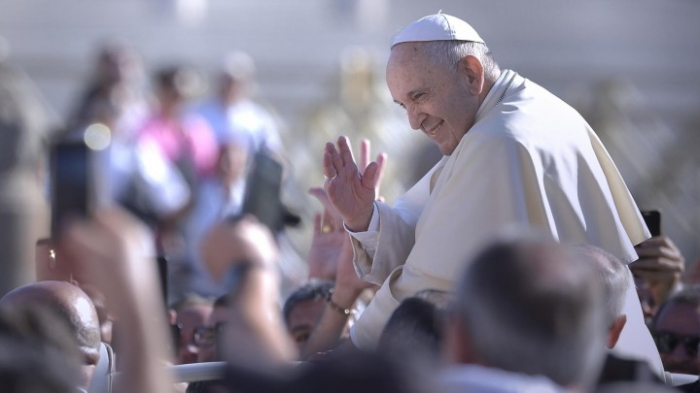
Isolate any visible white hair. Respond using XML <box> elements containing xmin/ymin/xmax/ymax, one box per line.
<box><xmin>572</xmin><ymin>245</ymin><xmax>630</xmax><ymax>327</ymax></box>
<box><xmin>420</xmin><ymin>40</ymin><xmax>500</xmax><ymax>82</ymax></box>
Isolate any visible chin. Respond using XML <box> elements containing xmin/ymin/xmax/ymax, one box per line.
<box><xmin>437</xmin><ymin>141</ymin><xmax>458</xmax><ymax>156</ymax></box>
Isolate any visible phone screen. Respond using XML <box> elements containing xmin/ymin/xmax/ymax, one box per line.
<box><xmin>242</xmin><ymin>151</ymin><xmax>283</xmax><ymax>231</ymax></box>
<box><xmin>157</xmin><ymin>256</ymin><xmax>169</xmax><ymax>307</ymax></box>
<box><xmin>641</xmin><ymin>210</ymin><xmax>661</xmax><ymax>237</ymax></box>
<box><xmin>51</xmin><ymin>142</ymin><xmax>90</xmax><ymax>239</ymax></box>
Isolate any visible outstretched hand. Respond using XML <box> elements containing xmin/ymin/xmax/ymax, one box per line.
<box><xmin>322</xmin><ymin>136</ymin><xmax>387</xmax><ymax>232</ymax></box>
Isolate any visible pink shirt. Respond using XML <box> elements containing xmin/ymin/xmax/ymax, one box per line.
<box><xmin>138</xmin><ymin>114</ymin><xmax>219</xmax><ymax>178</ymax></box>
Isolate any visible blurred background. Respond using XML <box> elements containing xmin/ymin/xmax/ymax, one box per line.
<box><xmin>1</xmin><ymin>0</ymin><xmax>698</xmax><ymax>265</ymax></box>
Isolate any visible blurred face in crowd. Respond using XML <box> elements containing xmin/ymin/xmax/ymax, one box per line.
<box><xmin>197</xmin><ymin>305</ymin><xmax>228</xmax><ymax>363</ymax></box>
<box><xmin>285</xmin><ymin>299</ymin><xmax>326</xmax><ymax>355</ymax></box>
<box><xmin>387</xmin><ymin>43</ymin><xmax>481</xmax><ymax>156</ymax></box>
<box><xmin>219</xmin><ymin>75</ymin><xmax>248</xmax><ymax>104</ymax></box>
<box><xmin>654</xmin><ymin>303</ymin><xmax>700</xmax><ymax>374</ymax></box>
<box><xmin>175</xmin><ymin>304</ymin><xmax>212</xmax><ymax>364</ymax></box>
<box><xmin>157</xmin><ymin>85</ymin><xmax>184</xmax><ymax>117</ymax></box>
<box><xmin>218</xmin><ymin>143</ymin><xmax>248</xmax><ymax>186</ymax></box>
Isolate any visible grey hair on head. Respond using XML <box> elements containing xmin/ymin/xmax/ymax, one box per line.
<box><xmin>420</xmin><ymin>40</ymin><xmax>500</xmax><ymax>82</ymax></box>
<box><xmin>454</xmin><ymin>234</ymin><xmax>607</xmax><ymax>388</ymax></box>
<box><xmin>571</xmin><ymin>244</ymin><xmax>630</xmax><ymax>327</ymax></box>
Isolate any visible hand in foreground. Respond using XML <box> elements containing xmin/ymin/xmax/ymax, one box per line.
<box><xmin>199</xmin><ymin>217</ymin><xmax>295</xmax><ymax>366</ymax></box>
<box><xmin>632</xmin><ymin>236</ymin><xmax>685</xmax><ymax>306</ymax></box>
<box><xmin>60</xmin><ymin>208</ymin><xmax>158</xmax><ymax>315</ymax></box>
<box><xmin>201</xmin><ymin>215</ymin><xmax>279</xmax><ymax>284</ymax></box>
<box><xmin>323</xmin><ymin>136</ymin><xmax>386</xmax><ymax>232</ymax></box>
<box><xmin>60</xmin><ymin>208</ymin><xmax>172</xmax><ymax>393</ymax></box>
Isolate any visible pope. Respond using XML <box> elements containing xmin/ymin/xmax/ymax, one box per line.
<box><xmin>321</xmin><ymin>12</ymin><xmax>663</xmax><ymax>375</ymax></box>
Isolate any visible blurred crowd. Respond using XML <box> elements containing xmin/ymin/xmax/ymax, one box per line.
<box><xmin>0</xmin><ymin>36</ymin><xmax>699</xmax><ymax>393</ymax></box>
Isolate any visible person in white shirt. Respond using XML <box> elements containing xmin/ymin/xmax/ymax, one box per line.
<box><xmin>195</xmin><ymin>52</ymin><xmax>282</xmax><ymax>156</ymax></box>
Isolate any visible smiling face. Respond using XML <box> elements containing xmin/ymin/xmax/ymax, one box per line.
<box><xmin>387</xmin><ymin>43</ymin><xmax>481</xmax><ymax>156</ymax></box>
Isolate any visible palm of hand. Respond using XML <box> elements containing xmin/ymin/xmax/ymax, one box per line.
<box><xmin>324</xmin><ymin>167</ymin><xmax>375</xmax><ymax>224</ymax></box>
<box><xmin>308</xmin><ymin>230</ymin><xmax>346</xmax><ymax>280</ymax></box>
<box><xmin>322</xmin><ymin>137</ymin><xmax>386</xmax><ymax>231</ymax></box>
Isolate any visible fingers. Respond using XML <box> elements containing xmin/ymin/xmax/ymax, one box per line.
<box><xmin>323</xmin><ymin>145</ymin><xmax>337</xmax><ymax>179</ymax></box>
<box><xmin>337</xmin><ymin>136</ymin><xmax>356</xmax><ymax>168</ymax></box>
<box><xmin>374</xmin><ymin>152</ymin><xmax>387</xmax><ymax>193</ymax></box>
<box><xmin>635</xmin><ymin>246</ymin><xmax>684</xmax><ymax>261</ymax></box>
<box><xmin>636</xmin><ymin>236</ymin><xmax>677</xmax><ymax>250</ymax></box>
<box><xmin>362</xmin><ymin>162</ymin><xmax>379</xmax><ymax>192</ymax></box>
<box><xmin>635</xmin><ymin>244</ymin><xmax>684</xmax><ymax>265</ymax></box>
<box><xmin>360</xmin><ymin>139</ymin><xmax>370</xmax><ymax>172</ymax></box>
<box><xmin>632</xmin><ymin>258</ymin><xmax>685</xmax><ymax>272</ymax></box>
<box><xmin>633</xmin><ymin>269</ymin><xmax>680</xmax><ymax>282</ymax></box>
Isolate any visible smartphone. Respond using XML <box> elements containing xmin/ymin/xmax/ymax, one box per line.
<box><xmin>242</xmin><ymin>150</ymin><xmax>284</xmax><ymax>232</ymax></box>
<box><xmin>157</xmin><ymin>256</ymin><xmax>169</xmax><ymax>308</ymax></box>
<box><xmin>641</xmin><ymin>210</ymin><xmax>661</xmax><ymax>237</ymax></box>
<box><xmin>170</xmin><ymin>323</ymin><xmax>181</xmax><ymax>358</ymax></box>
<box><xmin>50</xmin><ymin>141</ymin><xmax>93</xmax><ymax>239</ymax></box>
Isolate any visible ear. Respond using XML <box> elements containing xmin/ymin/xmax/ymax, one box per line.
<box><xmin>458</xmin><ymin>55</ymin><xmax>485</xmax><ymax>96</ymax></box>
<box><xmin>607</xmin><ymin>314</ymin><xmax>627</xmax><ymax>349</ymax></box>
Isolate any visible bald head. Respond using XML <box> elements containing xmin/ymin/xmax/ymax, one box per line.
<box><xmin>0</xmin><ymin>281</ymin><xmax>101</xmax><ymax>388</ymax></box>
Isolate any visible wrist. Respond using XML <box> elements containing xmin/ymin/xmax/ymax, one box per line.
<box><xmin>330</xmin><ymin>287</ymin><xmax>360</xmax><ymax>309</ymax></box>
<box><xmin>327</xmin><ymin>291</ymin><xmax>355</xmax><ymax>317</ymax></box>
<box><xmin>344</xmin><ymin>205</ymin><xmax>374</xmax><ymax>233</ymax></box>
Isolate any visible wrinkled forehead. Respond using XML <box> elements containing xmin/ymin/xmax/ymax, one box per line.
<box><xmin>387</xmin><ymin>42</ymin><xmax>427</xmax><ymax>71</ymax></box>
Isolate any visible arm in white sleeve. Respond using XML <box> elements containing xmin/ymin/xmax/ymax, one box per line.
<box><xmin>346</xmin><ymin>203</ymin><xmax>380</xmax><ymax>257</ymax></box>
<box><xmin>345</xmin><ymin>160</ymin><xmax>442</xmax><ymax>286</ymax></box>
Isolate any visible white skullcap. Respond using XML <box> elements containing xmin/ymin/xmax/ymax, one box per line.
<box><xmin>391</xmin><ymin>12</ymin><xmax>485</xmax><ymax>48</ymax></box>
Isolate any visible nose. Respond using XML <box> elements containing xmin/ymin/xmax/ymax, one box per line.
<box><xmin>407</xmin><ymin>104</ymin><xmax>426</xmax><ymax>131</ymax></box>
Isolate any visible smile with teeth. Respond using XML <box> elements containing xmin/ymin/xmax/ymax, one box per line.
<box><xmin>424</xmin><ymin>120</ymin><xmax>444</xmax><ymax>136</ymax></box>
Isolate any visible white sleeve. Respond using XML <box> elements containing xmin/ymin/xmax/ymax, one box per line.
<box><xmin>345</xmin><ymin>203</ymin><xmax>380</xmax><ymax>257</ymax></box>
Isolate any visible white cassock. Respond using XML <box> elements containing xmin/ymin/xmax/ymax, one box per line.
<box><xmin>348</xmin><ymin>69</ymin><xmax>663</xmax><ymax>376</ymax></box>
